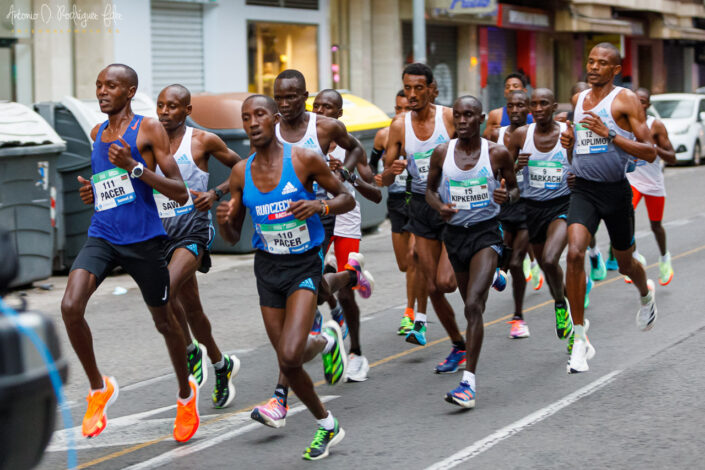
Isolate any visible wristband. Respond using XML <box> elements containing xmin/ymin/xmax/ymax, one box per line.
<box><xmin>319</xmin><ymin>200</ymin><xmax>330</xmax><ymax>216</ymax></box>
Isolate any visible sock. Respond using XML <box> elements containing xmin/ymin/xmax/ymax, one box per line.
<box><xmin>331</xmin><ymin>304</ymin><xmax>343</xmax><ymax>317</ymax></box>
<box><xmin>317</xmin><ymin>410</ymin><xmax>336</xmax><ymax>431</ymax></box>
<box><xmin>660</xmin><ymin>252</ymin><xmax>670</xmax><ymax>263</ymax></box>
<box><xmin>462</xmin><ymin>371</ymin><xmax>476</xmax><ymax>389</ymax></box>
<box><xmin>274</xmin><ymin>384</ymin><xmax>288</xmax><ymax>405</ymax></box>
<box><xmin>186</xmin><ymin>342</ymin><xmax>197</xmax><ymax>354</ymax></box>
<box><xmin>574</xmin><ymin>324</ymin><xmax>586</xmax><ymax>341</ymax></box>
<box><xmin>346</xmin><ymin>269</ymin><xmax>358</xmax><ymax>287</ymax></box>
<box><xmin>555</xmin><ymin>299</ymin><xmax>567</xmax><ymax>309</ymax></box>
<box><xmin>588</xmin><ymin>246</ymin><xmax>600</xmax><ymax>258</ymax></box>
<box><xmin>452</xmin><ymin>340</ymin><xmax>466</xmax><ymax>351</ymax></box>
<box><xmin>350</xmin><ymin>347</ymin><xmax>362</xmax><ymax>356</ymax></box>
<box><xmin>415</xmin><ymin>313</ymin><xmax>427</xmax><ymax>324</ymax></box>
<box><xmin>213</xmin><ymin>356</ymin><xmax>227</xmax><ymax>370</ymax></box>
<box><xmin>641</xmin><ymin>288</ymin><xmax>653</xmax><ymax>305</ymax></box>
<box><xmin>403</xmin><ymin>307</ymin><xmax>415</xmax><ymax>320</ymax></box>
<box><xmin>322</xmin><ymin>331</ymin><xmax>335</xmax><ymax>354</ymax></box>
<box><xmin>178</xmin><ymin>388</ymin><xmax>194</xmax><ymax>405</ymax></box>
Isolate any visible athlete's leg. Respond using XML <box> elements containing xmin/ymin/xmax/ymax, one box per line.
<box><xmin>534</xmin><ymin>219</ymin><xmax>568</xmax><ymax>302</ymax></box>
<box><xmin>178</xmin><ymin>275</ymin><xmax>223</xmax><ymax>364</ymax></box>
<box><xmin>168</xmin><ymin>248</ymin><xmax>201</xmax><ymax>346</ymax></box>
<box><xmin>411</xmin><ymin>237</ymin><xmax>428</xmax><ymax>314</ymax></box>
<box><xmin>147</xmin><ymin>303</ymin><xmax>191</xmax><ymax>398</ymax></box>
<box><xmin>437</xmin><ymin>243</ymin><xmax>458</xmax><ymax>293</ymax></box>
<box><xmin>613</xmin><ymin>246</ymin><xmax>649</xmax><ymax>296</ymax></box>
<box><xmin>566</xmin><ymin>223</ymin><xmax>591</xmax><ymax>326</ymax></box>
<box><xmin>509</xmin><ymin>229</ymin><xmax>529</xmax><ymax>318</ymax></box>
<box><xmin>644</xmin><ymin>195</ymin><xmax>667</xmax><ymax>256</ymax></box>
<box><xmin>391</xmin><ymin>231</ymin><xmax>411</xmax><ymax>272</ymax></box>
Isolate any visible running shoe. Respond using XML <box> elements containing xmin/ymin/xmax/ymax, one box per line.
<box><xmin>324</xmin><ymin>250</ymin><xmax>337</xmax><ymax>273</ymax></box>
<box><xmin>187</xmin><ymin>342</ymin><xmax>208</xmax><ymax>388</ymax></box>
<box><xmin>82</xmin><ymin>376</ymin><xmax>119</xmax><ymax>438</ymax></box>
<box><xmin>624</xmin><ymin>253</ymin><xmax>646</xmax><ymax>284</ymax></box>
<box><xmin>330</xmin><ymin>305</ymin><xmax>348</xmax><ymax>340</ymax></box>
<box><xmin>508</xmin><ymin>319</ymin><xmax>530</xmax><ymax>339</ymax></box>
<box><xmin>590</xmin><ymin>252</ymin><xmax>607</xmax><ymax>281</ymax></box>
<box><xmin>173</xmin><ymin>376</ymin><xmax>200</xmax><ymax>442</ymax></box>
<box><xmin>310</xmin><ymin>309</ymin><xmax>323</xmax><ymax>336</ymax></box>
<box><xmin>345</xmin><ymin>252</ymin><xmax>374</xmax><ymax>299</ymax></box>
<box><xmin>584</xmin><ymin>276</ymin><xmax>593</xmax><ymax>309</ymax></box>
<box><xmin>251</xmin><ymin>395</ymin><xmax>288</xmax><ymax>428</ymax></box>
<box><xmin>445</xmin><ymin>381</ymin><xmax>476</xmax><ymax>409</ymax></box>
<box><xmin>492</xmin><ymin>269</ymin><xmax>507</xmax><ymax>292</ymax></box>
<box><xmin>405</xmin><ymin>321</ymin><xmax>427</xmax><ymax>346</ymax></box>
<box><xmin>435</xmin><ymin>347</ymin><xmax>467</xmax><ymax>373</ymax></box>
<box><xmin>566</xmin><ymin>319</ymin><xmax>589</xmax><ymax>355</ymax></box>
<box><xmin>659</xmin><ymin>253</ymin><xmax>673</xmax><ymax>286</ymax></box>
<box><xmin>530</xmin><ymin>262</ymin><xmax>543</xmax><ymax>290</ymax></box>
<box><xmin>606</xmin><ymin>250</ymin><xmax>619</xmax><ymax>271</ymax></box>
<box><xmin>398</xmin><ymin>315</ymin><xmax>414</xmax><ymax>335</ymax></box>
<box><xmin>301</xmin><ymin>417</ymin><xmax>345</xmax><ymax>460</ymax></box>
<box><xmin>322</xmin><ymin>320</ymin><xmax>347</xmax><ymax>385</ymax></box>
<box><xmin>567</xmin><ymin>336</ymin><xmax>596</xmax><ymax>374</ymax></box>
<box><xmin>212</xmin><ymin>354</ymin><xmax>241</xmax><ymax>409</ymax></box>
<box><xmin>523</xmin><ymin>255</ymin><xmax>532</xmax><ymax>281</ymax></box>
<box><xmin>637</xmin><ymin>279</ymin><xmax>657</xmax><ymax>331</ymax></box>
<box><xmin>345</xmin><ymin>353</ymin><xmax>370</xmax><ymax>382</ymax></box>
<box><xmin>555</xmin><ymin>300</ymin><xmax>574</xmax><ymax>340</ymax></box>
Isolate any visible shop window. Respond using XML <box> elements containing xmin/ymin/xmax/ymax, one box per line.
<box><xmin>246</xmin><ymin>0</ymin><xmax>318</xmax><ymax>10</ymax></box>
<box><xmin>248</xmin><ymin>22</ymin><xmax>319</xmax><ymax>95</ymax></box>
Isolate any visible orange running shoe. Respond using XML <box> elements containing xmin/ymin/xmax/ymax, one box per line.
<box><xmin>174</xmin><ymin>376</ymin><xmax>200</xmax><ymax>442</ymax></box>
<box><xmin>82</xmin><ymin>376</ymin><xmax>119</xmax><ymax>438</ymax></box>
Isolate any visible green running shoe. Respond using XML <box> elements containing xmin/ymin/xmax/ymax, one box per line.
<box><xmin>590</xmin><ymin>252</ymin><xmax>607</xmax><ymax>281</ymax></box>
<box><xmin>398</xmin><ymin>316</ymin><xmax>414</xmax><ymax>335</ymax></box>
<box><xmin>659</xmin><ymin>253</ymin><xmax>673</xmax><ymax>286</ymax></box>
<box><xmin>212</xmin><ymin>354</ymin><xmax>241</xmax><ymax>409</ymax></box>
<box><xmin>187</xmin><ymin>342</ymin><xmax>208</xmax><ymax>388</ymax></box>
<box><xmin>555</xmin><ymin>300</ymin><xmax>574</xmax><ymax>340</ymax></box>
<box><xmin>584</xmin><ymin>276</ymin><xmax>593</xmax><ymax>309</ymax></box>
<box><xmin>522</xmin><ymin>255</ymin><xmax>532</xmax><ymax>281</ymax></box>
<box><xmin>567</xmin><ymin>319</ymin><xmax>590</xmax><ymax>355</ymax></box>
<box><xmin>321</xmin><ymin>320</ymin><xmax>347</xmax><ymax>385</ymax></box>
<box><xmin>302</xmin><ymin>417</ymin><xmax>346</xmax><ymax>460</ymax></box>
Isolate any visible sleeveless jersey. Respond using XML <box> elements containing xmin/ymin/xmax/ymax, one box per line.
<box><xmin>156</xmin><ymin>126</ymin><xmax>211</xmax><ymax>240</ymax></box>
<box><xmin>404</xmin><ymin>105</ymin><xmax>450</xmax><ymax>195</ymax></box>
<box><xmin>88</xmin><ymin>115</ymin><xmax>166</xmax><ymax>244</ymax></box>
<box><xmin>627</xmin><ymin>117</ymin><xmax>665</xmax><ymax>197</ymax></box>
<box><xmin>572</xmin><ymin>87</ymin><xmax>634</xmax><ymax>182</ymax></box>
<box><xmin>500</xmin><ymin>106</ymin><xmax>534</xmax><ymax>126</ymax></box>
<box><xmin>242</xmin><ymin>143</ymin><xmax>324</xmax><ymax>254</ymax></box>
<box><xmin>440</xmin><ymin>138</ymin><xmax>500</xmax><ymax>227</ymax></box>
<box><xmin>329</xmin><ymin>146</ymin><xmax>361</xmax><ymax>239</ymax></box>
<box><xmin>522</xmin><ymin>122</ymin><xmax>570</xmax><ymax>201</ymax></box>
<box><xmin>498</xmin><ymin>125</ymin><xmax>527</xmax><ymax>190</ymax></box>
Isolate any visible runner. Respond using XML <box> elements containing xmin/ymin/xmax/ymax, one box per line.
<box><xmin>372</xmin><ymin>90</ymin><xmax>426</xmax><ymax>335</ymax></box>
<box><xmin>67</xmin><ymin>64</ymin><xmax>199</xmax><ymax>442</ymax></box>
<box><xmin>561</xmin><ymin>43</ymin><xmax>658</xmax><ymax>373</ymax></box>
<box><xmin>627</xmin><ymin>87</ymin><xmax>676</xmax><ymax>285</ymax></box>
<box><xmin>312</xmin><ymin>89</ymin><xmax>382</xmax><ymax>382</ymax></box>
<box><xmin>426</xmin><ymin>95</ymin><xmax>519</xmax><ymax>408</ymax></box>
<box><xmin>217</xmin><ymin>94</ymin><xmax>353</xmax><ymax>460</ymax></box>
<box><xmin>155</xmin><ymin>84</ymin><xmax>242</xmax><ymax>407</ymax></box>
<box><xmin>483</xmin><ymin>72</ymin><xmax>534</xmax><ymax>139</ymax></box>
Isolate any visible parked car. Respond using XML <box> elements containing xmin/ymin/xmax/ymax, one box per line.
<box><xmin>650</xmin><ymin>93</ymin><xmax>705</xmax><ymax>165</ymax></box>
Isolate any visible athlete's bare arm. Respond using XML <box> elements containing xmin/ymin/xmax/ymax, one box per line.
<box><xmin>651</xmin><ymin>119</ymin><xmax>676</xmax><ymax>164</ymax></box>
<box><xmin>351</xmin><ymin>169</ymin><xmax>382</xmax><ymax>203</ymax></box>
<box><xmin>489</xmin><ymin>141</ymin><xmax>519</xmax><ymax>204</ymax></box>
<box><xmin>482</xmin><ymin>108</ymin><xmax>503</xmax><ymax>139</ymax></box>
<box><xmin>191</xmin><ymin>130</ymin><xmax>242</xmax><ymax>210</ymax></box>
<box><xmin>381</xmin><ymin>115</ymin><xmax>406</xmax><ymax>186</ymax></box>
<box><xmin>613</xmin><ymin>90</ymin><xmax>657</xmax><ymax>162</ymax></box>
<box><xmin>218</xmin><ymin>161</ymin><xmax>247</xmax><ymax>245</ymax></box>
<box><xmin>320</xmin><ymin>118</ymin><xmax>370</xmax><ymax>181</ymax></box>
<box><xmin>507</xmin><ymin>125</ymin><xmax>530</xmax><ymax>170</ymax></box>
<box><xmin>373</xmin><ymin>127</ymin><xmax>389</xmax><ymax>151</ymax></box>
<box><xmin>425</xmin><ymin>142</ymin><xmax>456</xmax><ymax>221</ymax></box>
<box><xmin>441</xmin><ymin>106</ymin><xmax>457</xmax><ymax>138</ymax></box>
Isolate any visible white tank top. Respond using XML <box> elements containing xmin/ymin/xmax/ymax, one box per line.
<box><xmin>521</xmin><ymin>122</ymin><xmax>570</xmax><ymax>201</ymax></box>
<box><xmin>627</xmin><ymin>116</ymin><xmax>665</xmax><ymax>197</ymax></box>
<box><xmin>329</xmin><ymin>145</ymin><xmax>361</xmax><ymax>238</ymax></box>
<box><xmin>497</xmin><ymin>124</ymin><xmax>526</xmax><ymax>189</ymax></box>
<box><xmin>404</xmin><ymin>105</ymin><xmax>450</xmax><ymax>195</ymax></box>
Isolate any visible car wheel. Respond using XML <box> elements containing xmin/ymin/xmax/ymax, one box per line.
<box><xmin>692</xmin><ymin>141</ymin><xmax>701</xmax><ymax>166</ymax></box>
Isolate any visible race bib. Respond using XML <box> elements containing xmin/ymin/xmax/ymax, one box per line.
<box><xmin>413</xmin><ymin>149</ymin><xmax>433</xmax><ymax>181</ymax></box>
<box><xmin>575</xmin><ymin>123</ymin><xmax>609</xmax><ymax>155</ymax></box>
<box><xmin>529</xmin><ymin>161</ymin><xmax>563</xmax><ymax>190</ymax></box>
<box><xmin>394</xmin><ymin>169</ymin><xmax>408</xmax><ymax>187</ymax></box>
<box><xmin>258</xmin><ymin>219</ymin><xmax>311</xmax><ymax>254</ymax></box>
<box><xmin>92</xmin><ymin>168</ymin><xmax>136</xmax><ymax>212</ymax></box>
<box><xmin>516</xmin><ymin>170</ymin><xmax>524</xmax><ymax>183</ymax></box>
<box><xmin>153</xmin><ymin>184</ymin><xmax>194</xmax><ymax>218</ymax></box>
<box><xmin>448</xmin><ymin>177</ymin><xmax>490</xmax><ymax>210</ymax></box>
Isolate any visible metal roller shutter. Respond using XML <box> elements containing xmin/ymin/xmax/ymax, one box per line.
<box><xmin>151</xmin><ymin>1</ymin><xmax>205</xmax><ymax>97</ymax></box>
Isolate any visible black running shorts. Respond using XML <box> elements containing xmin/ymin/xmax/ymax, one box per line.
<box><xmin>71</xmin><ymin>236</ymin><xmax>170</xmax><ymax>307</ymax></box>
<box><xmin>403</xmin><ymin>193</ymin><xmax>446</xmax><ymax>240</ymax></box>
<box><xmin>442</xmin><ymin>219</ymin><xmax>503</xmax><ymax>273</ymax></box>
<box><xmin>254</xmin><ymin>247</ymin><xmax>323</xmax><ymax>309</ymax></box>
<box><xmin>567</xmin><ymin>177</ymin><xmax>635</xmax><ymax>251</ymax></box>
<box><xmin>321</xmin><ymin>214</ymin><xmax>336</xmax><ymax>254</ymax></box>
<box><xmin>164</xmin><ymin>233</ymin><xmax>212</xmax><ymax>274</ymax></box>
<box><xmin>524</xmin><ymin>195</ymin><xmax>570</xmax><ymax>245</ymax></box>
<box><xmin>498</xmin><ymin>200</ymin><xmax>528</xmax><ymax>232</ymax></box>
<box><xmin>387</xmin><ymin>193</ymin><xmax>410</xmax><ymax>234</ymax></box>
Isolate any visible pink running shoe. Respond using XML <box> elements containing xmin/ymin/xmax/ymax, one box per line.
<box><xmin>344</xmin><ymin>252</ymin><xmax>374</xmax><ymax>299</ymax></box>
<box><xmin>250</xmin><ymin>396</ymin><xmax>288</xmax><ymax>428</ymax></box>
<box><xmin>508</xmin><ymin>319</ymin><xmax>530</xmax><ymax>339</ymax></box>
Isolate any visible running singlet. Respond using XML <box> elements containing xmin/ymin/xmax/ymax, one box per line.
<box><xmin>500</xmin><ymin>106</ymin><xmax>534</xmax><ymax>126</ymax></box>
<box><xmin>440</xmin><ymin>138</ymin><xmax>500</xmax><ymax>227</ymax></box>
<box><xmin>156</xmin><ymin>126</ymin><xmax>210</xmax><ymax>239</ymax></box>
<box><xmin>627</xmin><ymin>116</ymin><xmax>666</xmax><ymax>197</ymax></box>
<box><xmin>329</xmin><ymin>146</ymin><xmax>361</xmax><ymax>239</ymax></box>
<box><xmin>522</xmin><ymin>122</ymin><xmax>570</xmax><ymax>201</ymax></box>
<box><xmin>88</xmin><ymin>115</ymin><xmax>166</xmax><ymax>244</ymax></box>
<box><xmin>497</xmin><ymin>125</ymin><xmax>526</xmax><ymax>189</ymax></box>
<box><xmin>404</xmin><ymin>105</ymin><xmax>450</xmax><ymax>195</ymax></box>
<box><xmin>242</xmin><ymin>143</ymin><xmax>324</xmax><ymax>254</ymax></box>
<box><xmin>572</xmin><ymin>87</ymin><xmax>635</xmax><ymax>182</ymax></box>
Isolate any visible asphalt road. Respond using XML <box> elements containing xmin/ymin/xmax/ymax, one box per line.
<box><xmin>17</xmin><ymin>164</ymin><xmax>705</xmax><ymax>470</ymax></box>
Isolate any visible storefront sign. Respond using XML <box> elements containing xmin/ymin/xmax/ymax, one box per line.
<box><xmin>497</xmin><ymin>4</ymin><xmax>552</xmax><ymax>31</ymax></box>
<box><xmin>429</xmin><ymin>0</ymin><xmax>497</xmax><ymax>15</ymax></box>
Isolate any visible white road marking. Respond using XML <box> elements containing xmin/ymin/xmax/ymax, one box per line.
<box><xmin>425</xmin><ymin>370</ymin><xmax>621</xmax><ymax>470</ymax></box>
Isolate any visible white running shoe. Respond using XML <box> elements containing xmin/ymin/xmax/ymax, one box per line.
<box><xmin>567</xmin><ymin>336</ymin><xmax>596</xmax><ymax>374</ymax></box>
<box><xmin>345</xmin><ymin>353</ymin><xmax>370</xmax><ymax>382</ymax></box>
<box><xmin>636</xmin><ymin>279</ymin><xmax>657</xmax><ymax>331</ymax></box>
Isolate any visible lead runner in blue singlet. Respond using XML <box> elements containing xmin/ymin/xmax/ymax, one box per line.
<box><xmin>64</xmin><ymin>64</ymin><xmax>200</xmax><ymax>443</ymax></box>
<box><xmin>217</xmin><ymin>95</ymin><xmax>356</xmax><ymax>461</ymax></box>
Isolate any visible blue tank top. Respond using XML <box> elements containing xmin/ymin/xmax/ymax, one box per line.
<box><xmin>88</xmin><ymin>115</ymin><xmax>166</xmax><ymax>245</ymax></box>
<box><xmin>242</xmin><ymin>143</ymin><xmax>324</xmax><ymax>254</ymax></box>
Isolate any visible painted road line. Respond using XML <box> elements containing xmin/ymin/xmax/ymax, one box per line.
<box><xmin>425</xmin><ymin>370</ymin><xmax>622</xmax><ymax>470</ymax></box>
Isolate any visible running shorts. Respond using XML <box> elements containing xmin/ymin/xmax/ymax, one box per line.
<box><xmin>254</xmin><ymin>247</ymin><xmax>323</xmax><ymax>309</ymax></box>
<box><xmin>442</xmin><ymin>219</ymin><xmax>503</xmax><ymax>273</ymax></box>
<box><xmin>164</xmin><ymin>228</ymin><xmax>213</xmax><ymax>274</ymax></box>
<box><xmin>329</xmin><ymin>236</ymin><xmax>360</xmax><ymax>273</ymax></box>
<box><xmin>387</xmin><ymin>193</ymin><xmax>410</xmax><ymax>234</ymax></box>
<box><xmin>321</xmin><ymin>214</ymin><xmax>336</xmax><ymax>254</ymax></box>
<box><xmin>524</xmin><ymin>195</ymin><xmax>570</xmax><ymax>245</ymax></box>
<box><xmin>403</xmin><ymin>193</ymin><xmax>446</xmax><ymax>240</ymax></box>
<box><xmin>498</xmin><ymin>200</ymin><xmax>528</xmax><ymax>232</ymax></box>
<box><xmin>71</xmin><ymin>236</ymin><xmax>170</xmax><ymax>307</ymax></box>
<box><xmin>567</xmin><ymin>177</ymin><xmax>635</xmax><ymax>251</ymax></box>
<box><xmin>631</xmin><ymin>186</ymin><xmax>665</xmax><ymax>222</ymax></box>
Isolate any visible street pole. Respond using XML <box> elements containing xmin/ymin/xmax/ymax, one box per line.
<box><xmin>413</xmin><ymin>0</ymin><xmax>426</xmax><ymax>64</ymax></box>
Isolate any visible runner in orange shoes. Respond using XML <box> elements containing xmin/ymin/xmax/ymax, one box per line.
<box><xmin>173</xmin><ymin>376</ymin><xmax>200</xmax><ymax>442</ymax></box>
<box><xmin>82</xmin><ymin>375</ymin><xmax>118</xmax><ymax>437</ymax></box>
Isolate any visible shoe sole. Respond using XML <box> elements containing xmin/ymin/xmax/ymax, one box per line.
<box><xmin>532</xmin><ymin>276</ymin><xmax>544</xmax><ymax>291</ymax></box>
<box><xmin>659</xmin><ymin>271</ymin><xmax>673</xmax><ymax>286</ymax></box>
<box><xmin>84</xmin><ymin>376</ymin><xmax>120</xmax><ymax>438</ymax></box>
<box><xmin>174</xmin><ymin>378</ymin><xmax>200</xmax><ymax>442</ymax></box>
<box><xmin>567</xmin><ymin>341</ymin><xmax>596</xmax><ymax>374</ymax></box>
<box><xmin>405</xmin><ymin>332</ymin><xmax>426</xmax><ymax>346</ymax></box>
<box><xmin>357</xmin><ymin>270</ymin><xmax>374</xmax><ymax>299</ymax></box>
<box><xmin>192</xmin><ymin>344</ymin><xmax>208</xmax><ymax>389</ymax></box>
<box><xmin>323</xmin><ymin>320</ymin><xmax>348</xmax><ymax>385</ymax></box>
<box><xmin>303</xmin><ymin>428</ymin><xmax>346</xmax><ymax>460</ymax></box>
<box><xmin>251</xmin><ymin>407</ymin><xmax>287</xmax><ymax>428</ymax></box>
<box><xmin>445</xmin><ymin>394</ymin><xmax>476</xmax><ymax>409</ymax></box>
<box><xmin>214</xmin><ymin>355</ymin><xmax>241</xmax><ymax>409</ymax></box>
<box><xmin>345</xmin><ymin>361</ymin><xmax>370</xmax><ymax>382</ymax></box>
<box><xmin>509</xmin><ymin>333</ymin><xmax>530</xmax><ymax>339</ymax></box>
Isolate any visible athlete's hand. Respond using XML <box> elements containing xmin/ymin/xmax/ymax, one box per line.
<box><xmin>374</xmin><ymin>174</ymin><xmax>383</xmax><ymax>186</ymax></box>
<box><xmin>108</xmin><ymin>136</ymin><xmax>138</xmax><ymax>172</ymax></box>
<box><xmin>580</xmin><ymin>111</ymin><xmax>609</xmax><ymax>138</ymax></box>
<box><xmin>391</xmin><ymin>158</ymin><xmax>407</xmax><ymax>175</ymax></box>
<box><xmin>328</xmin><ymin>159</ymin><xmax>342</xmax><ymax>172</ymax></box>
<box><xmin>561</xmin><ymin>121</ymin><xmax>575</xmax><ymax>150</ymax></box>
<box><xmin>191</xmin><ymin>189</ymin><xmax>216</xmax><ymax>211</ymax></box>
<box><xmin>517</xmin><ymin>152</ymin><xmax>530</xmax><ymax>169</ymax></box>
<box><xmin>216</xmin><ymin>199</ymin><xmax>231</xmax><ymax>225</ymax></box>
<box><xmin>567</xmin><ymin>172</ymin><xmax>576</xmax><ymax>189</ymax></box>
<box><xmin>288</xmin><ymin>199</ymin><xmax>319</xmax><ymax>220</ymax></box>
<box><xmin>493</xmin><ymin>178</ymin><xmax>508</xmax><ymax>205</ymax></box>
<box><xmin>438</xmin><ymin>203</ymin><xmax>458</xmax><ymax>221</ymax></box>
<box><xmin>77</xmin><ymin>175</ymin><xmax>94</xmax><ymax>205</ymax></box>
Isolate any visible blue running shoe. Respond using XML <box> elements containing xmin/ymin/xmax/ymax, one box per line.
<box><xmin>584</xmin><ymin>276</ymin><xmax>593</xmax><ymax>309</ymax></box>
<box><xmin>492</xmin><ymin>269</ymin><xmax>507</xmax><ymax>292</ymax></box>
<box><xmin>606</xmin><ymin>250</ymin><xmax>618</xmax><ymax>271</ymax></box>
<box><xmin>445</xmin><ymin>381</ymin><xmax>476</xmax><ymax>409</ymax></box>
<box><xmin>405</xmin><ymin>321</ymin><xmax>427</xmax><ymax>346</ymax></box>
<box><xmin>310</xmin><ymin>309</ymin><xmax>323</xmax><ymax>336</ymax></box>
<box><xmin>330</xmin><ymin>305</ymin><xmax>348</xmax><ymax>340</ymax></box>
<box><xmin>590</xmin><ymin>252</ymin><xmax>607</xmax><ymax>281</ymax></box>
<box><xmin>435</xmin><ymin>347</ymin><xmax>466</xmax><ymax>374</ymax></box>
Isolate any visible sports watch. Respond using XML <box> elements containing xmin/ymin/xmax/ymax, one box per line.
<box><xmin>214</xmin><ymin>188</ymin><xmax>224</xmax><ymax>201</ymax></box>
<box><xmin>130</xmin><ymin>162</ymin><xmax>144</xmax><ymax>179</ymax></box>
<box><xmin>607</xmin><ymin>129</ymin><xmax>617</xmax><ymax>142</ymax></box>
